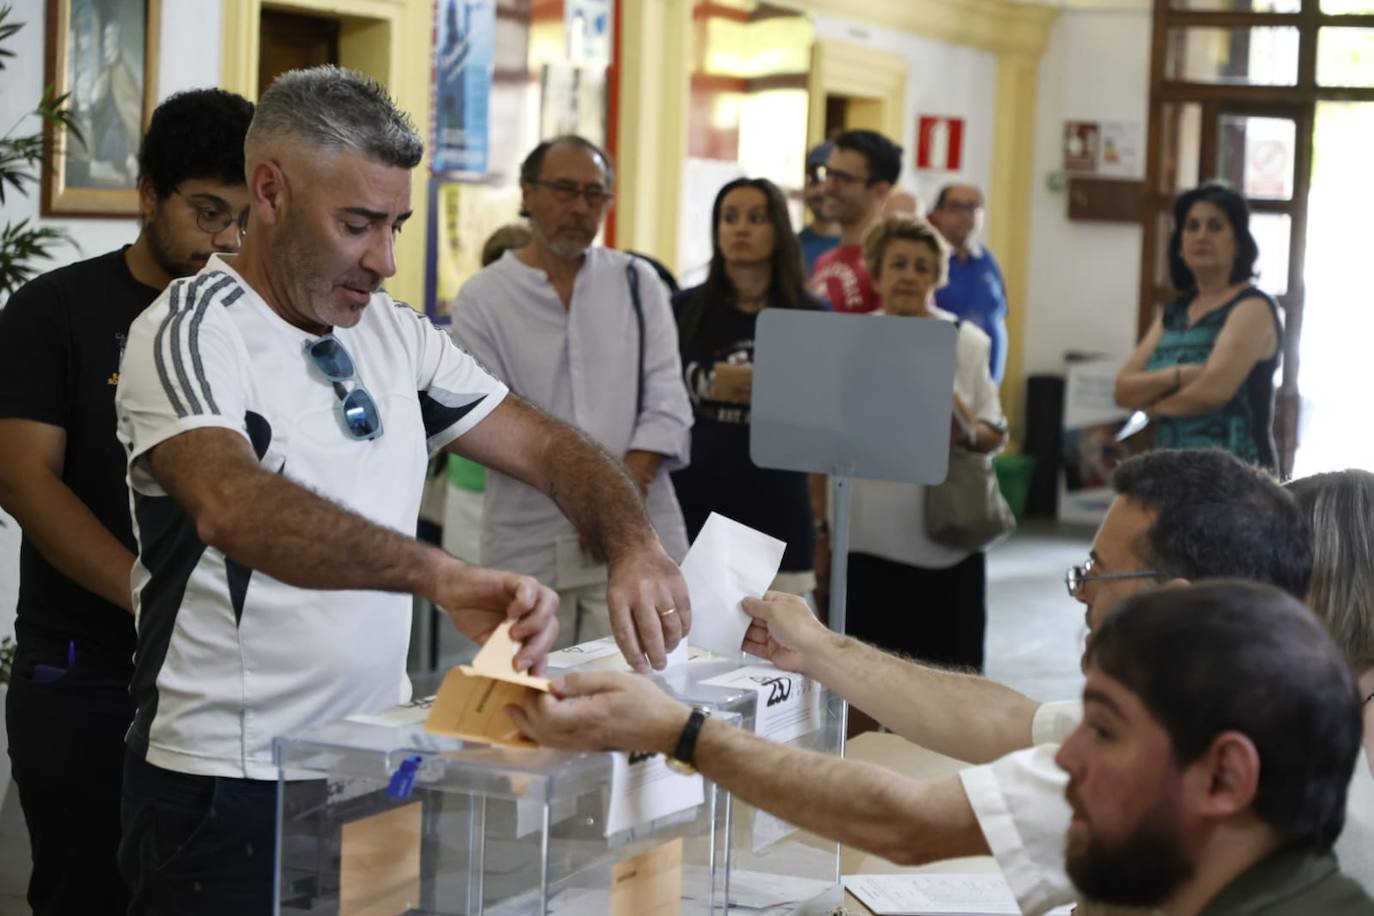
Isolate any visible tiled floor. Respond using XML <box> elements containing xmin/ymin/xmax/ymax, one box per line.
<box><xmin>0</xmin><ymin>519</ymin><xmax>1093</xmax><ymax>914</ymax></box>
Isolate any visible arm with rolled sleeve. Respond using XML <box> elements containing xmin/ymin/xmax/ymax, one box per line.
<box><xmin>959</xmin><ymin>745</ymin><xmax>1077</xmax><ymax>916</ymax></box>
<box><xmin>625</xmin><ymin>259</ymin><xmax>692</xmax><ymax>470</ymax></box>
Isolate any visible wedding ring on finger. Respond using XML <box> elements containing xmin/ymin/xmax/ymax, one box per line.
<box><xmin>658</xmin><ymin>607</ymin><xmax>678</xmax><ymax>618</ymax></box>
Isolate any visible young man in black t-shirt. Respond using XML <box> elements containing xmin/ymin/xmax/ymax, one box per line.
<box><xmin>0</xmin><ymin>88</ymin><xmax>253</xmax><ymax>916</ymax></box>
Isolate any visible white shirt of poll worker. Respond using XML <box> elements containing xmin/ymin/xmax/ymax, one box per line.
<box><xmin>961</xmin><ymin>699</ymin><xmax>1374</xmax><ymax>914</ymax></box>
<box><xmin>115</xmin><ymin>255</ymin><xmax>508</xmax><ymax>781</ymax></box>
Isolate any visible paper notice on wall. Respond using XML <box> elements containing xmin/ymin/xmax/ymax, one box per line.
<box><xmin>700</xmin><ymin>665</ymin><xmax>822</xmax><ymax>745</ymax></box>
<box><xmin>605</xmin><ymin>751</ymin><xmax>704</xmax><ymax>837</ymax></box>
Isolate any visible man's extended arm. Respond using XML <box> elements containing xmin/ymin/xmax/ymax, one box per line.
<box><xmin>147</xmin><ymin>427</ymin><xmax>558</xmax><ymax>671</ymax></box>
<box><xmin>511</xmin><ymin>670</ymin><xmax>990</xmax><ymax>866</ymax></box>
<box><xmin>0</xmin><ymin>419</ymin><xmax>136</xmax><ymax>612</ymax></box>
<box><xmin>451</xmin><ymin>394</ymin><xmax>692</xmax><ymax>670</ymax></box>
<box><xmin>743</xmin><ymin>593</ymin><xmax>1039</xmax><ymax>763</ymax></box>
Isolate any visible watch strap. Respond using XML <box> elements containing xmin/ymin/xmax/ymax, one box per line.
<box><xmin>672</xmin><ymin>706</ymin><xmax>710</xmax><ymax>766</ymax></box>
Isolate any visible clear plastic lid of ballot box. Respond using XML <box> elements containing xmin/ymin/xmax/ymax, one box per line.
<box><xmin>273</xmin><ymin>699</ymin><xmax>740</xmax><ymax>915</ymax></box>
<box><xmin>551</xmin><ymin>647</ymin><xmax>846</xmax><ymax>915</ymax></box>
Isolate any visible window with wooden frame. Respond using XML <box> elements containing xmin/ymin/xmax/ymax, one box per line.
<box><xmin>1140</xmin><ymin>0</ymin><xmax>1374</xmax><ymax>476</ymax></box>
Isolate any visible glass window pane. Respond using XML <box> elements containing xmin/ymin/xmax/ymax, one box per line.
<box><xmin>1251</xmin><ymin>212</ymin><xmax>1291</xmax><ymax>296</ymax></box>
<box><xmin>1165</xmin><ymin>27</ymin><xmax>1299</xmax><ymax>85</ymax></box>
<box><xmin>1159</xmin><ymin>103</ymin><xmax>1203</xmax><ymax>194</ymax></box>
<box><xmin>1318</xmin><ymin>28</ymin><xmax>1374</xmax><ymax>87</ymax></box>
<box><xmin>1172</xmin><ymin>0</ymin><xmax>1299</xmax><ymax>10</ymax></box>
<box><xmin>1322</xmin><ymin>0</ymin><xmax>1374</xmax><ymax>13</ymax></box>
<box><xmin>1217</xmin><ymin>115</ymin><xmax>1296</xmax><ymax>201</ymax></box>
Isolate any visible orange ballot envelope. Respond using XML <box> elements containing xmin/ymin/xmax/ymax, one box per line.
<box><xmin>424</xmin><ymin>621</ymin><xmax>551</xmax><ymax>748</ymax></box>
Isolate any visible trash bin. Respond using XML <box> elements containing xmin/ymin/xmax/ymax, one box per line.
<box><xmin>994</xmin><ymin>452</ymin><xmax>1036</xmax><ymax>524</ymax></box>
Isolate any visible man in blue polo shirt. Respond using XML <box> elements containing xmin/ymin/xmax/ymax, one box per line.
<box><xmin>929</xmin><ymin>183</ymin><xmax>1009</xmax><ymax>384</ymax></box>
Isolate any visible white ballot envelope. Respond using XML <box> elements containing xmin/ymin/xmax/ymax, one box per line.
<box><xmin>681</xmin><ymin>513</ymin><xmax>786</xmax><ymax>658</ymax></box>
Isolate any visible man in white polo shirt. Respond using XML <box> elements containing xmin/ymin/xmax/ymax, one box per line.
<box><xmin>114</xmin><ymin>66</ymin><xmax>691</xmax><ymax>914</ymax></box>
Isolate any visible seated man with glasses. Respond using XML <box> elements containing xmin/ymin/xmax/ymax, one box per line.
<box><xmin>0</xmin><ymin>87</ymin><xmax>254</xmax><ymax>916</ymax></box>
<box><xmin>510</xmin><ymin>448</ymin><xmax>1311</xmax><ymax>916</ymax></box>
<box><xmin>452</xmin><ymin>135</ymin><xmax>694</xmax><ymax>651</ymax></box>
<box><xmin>113</xmin><ymin>69</ymin><xmax>691</xmax><ymax>913</ymax></box>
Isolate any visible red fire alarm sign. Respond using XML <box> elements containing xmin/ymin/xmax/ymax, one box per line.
<box><xmin>917</xmin><ymin>116</ymin><xmax>964</xmax><ymax>171</ymax></box>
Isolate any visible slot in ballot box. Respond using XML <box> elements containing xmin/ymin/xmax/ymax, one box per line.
<box><xmin>549</xmin><ymin>642</ymin><xmax>846</xmax><ymax>914</ymax></box>
<box><xmin>273</xmin><ymin>699</ymin><xmax>733</xmax><ymax>915</ymax></box>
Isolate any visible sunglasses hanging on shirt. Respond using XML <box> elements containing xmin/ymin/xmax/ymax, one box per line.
<box><xmin>303</xmin><ymin>334</ymin><xmax>384</xmax><ymax>441</ymax></box>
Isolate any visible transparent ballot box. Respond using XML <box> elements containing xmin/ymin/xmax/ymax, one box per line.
<box><xmin>550</xmin><ymin>644</ymin><xmax>846</xmax><ymax>914</ymax></box>
<box><xmin>274</xmin><ymin>705</ymin><xmax>733</xmax><ymax>915</ymax></box>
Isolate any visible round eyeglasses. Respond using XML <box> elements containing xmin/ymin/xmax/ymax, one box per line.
<box><xmin>174</xmin><ymin>189</ymin><xmax>248</xmax><ymax>237</ymax></box>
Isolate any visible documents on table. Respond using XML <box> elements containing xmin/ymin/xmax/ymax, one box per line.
<box><xmin>345</xmin><ymin>695</ymin><xmax>435</xmax><ymax>728</ymax></box>
<box><xmin>681</xmin><ymin>512</ymin><xmax>786</xmax><ymax>658</ymax></box>
<box><xmin>605</xmin><ymin>750</ymin><xmax>705</xmax><ymax>837</ymax></box>
<box><xmin>844</xmin><ymin>874</ymin><xmax>1074</xmax><ymax>915</ymax></box>
<box><xmin>425</xmin><ymin>621</ymin><xmax>550</xmax><ymax>748</ymax></box>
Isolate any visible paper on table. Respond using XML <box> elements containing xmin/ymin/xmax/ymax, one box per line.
<box><xmin>681</xmin><ymin>513</ymin><xmax>786</xmax><ymax>658</ymax></box>
<box><xmin>424</xmin><ymin>621</ymin><xmax>550</xmax><ymax>748</ymax></box>
<box><xmin>844</xmin><ymin>874</ymin><xmax>1074</xmax><ymax>915</ymax></box>
<box><xmin>345</xmin><ymin>695</ymin><xmax>435</xmax><ymax>728</ymax></box>
<box><xmin>604</xmin><ymin>751</ymin><xmax>704</xmax><ymax>837</ymax></box>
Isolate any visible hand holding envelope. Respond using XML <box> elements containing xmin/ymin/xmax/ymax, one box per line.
<box><xmin>680</xmin><ymin>513</ymin><xmax>786</xmax><ymax>658</ymax></box>
<box><xmin>425</xmin><ymin>621</ymin><xmax>552</xmax><ymax>748</ymax></box>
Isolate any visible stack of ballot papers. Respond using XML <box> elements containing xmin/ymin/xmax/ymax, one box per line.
<box><xmin>844</xmin><ymin>874</ymin><xmax>1074</xmax><ymax>915</ymax></box>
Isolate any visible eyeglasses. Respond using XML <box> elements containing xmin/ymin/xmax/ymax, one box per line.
<box><xmin>529</xmin><ymin>179</ymin><xmax>614</xmax><ymax>207</ymax></box>
<box><xmin>1065</xmin><ymin>558</ymin><xmax>1161</xmax><ymax>597</ymax></box>
<box><xmin>938</xmin><ymin>201</ymin><xmax>982</xmax><ymax>215</ymax></box>
<box><xmin>175</xmin><ymin>189</ymin><xmax>248</xmax><ymax>237</ymax></box>
<box><xmin>817</xmin><ymin>166</ymin><xmax>871</xmax><ymax>187</ymax></box>
<box><xmin>303</xmin><ymin>335</ymin><xmax>384</xmax><ymax>441</ymax></box>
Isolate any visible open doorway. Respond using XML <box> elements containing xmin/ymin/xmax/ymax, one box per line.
<box><xmin>259</xmin><ymin>9</ymin><xmax>339</xmax><ymax>94</ymax></box>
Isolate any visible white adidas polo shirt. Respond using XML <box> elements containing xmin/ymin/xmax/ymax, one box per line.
<box><xmin>116</xmin><ymin>255</ymin><xmax>507</xmax><ymax>779</ymax></box>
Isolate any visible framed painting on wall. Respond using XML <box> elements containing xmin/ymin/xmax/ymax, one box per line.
<box><xmin>41</xmin><ymin>0</ymin><xmax>161</xmax><ymax>216</ymax></box>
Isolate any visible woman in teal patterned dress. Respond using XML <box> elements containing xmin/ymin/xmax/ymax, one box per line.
<box><xmin>1115</xmin><ymin>183</ymin><xmax>1282</xmax><ymax>470</ymax></box>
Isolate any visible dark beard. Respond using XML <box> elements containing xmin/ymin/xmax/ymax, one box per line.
<box><xmin>144</xmin><ymin>214</ymin><xmax>204</xmax><ymax>280</ymax></box>
<box><xmin>1066</xmin><ymin>804</ymin><xmax>1195</xmax><ymax>907</ymax></box>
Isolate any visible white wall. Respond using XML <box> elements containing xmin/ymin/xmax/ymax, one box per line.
<box><xmin>1022</xmin><ymin>8</ymin><xmax>1151</xmax><ymax>376</ymax></box>
<box><xmin>0</xmin><ymin>0</ymin><xmax>224</xmax><ymax>641</ymax></box>
<box><xmin>809</xmin><ymin>14</ymin><xmax>999</xmax><ymax>212</ymax></box>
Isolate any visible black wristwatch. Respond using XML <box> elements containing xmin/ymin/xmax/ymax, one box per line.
<box><xmin>667</xmin><ymin>705</ymin><xmax>712</xmax><ymax>775</ymax></box>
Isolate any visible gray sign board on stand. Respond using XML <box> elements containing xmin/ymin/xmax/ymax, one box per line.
<box><xmin>750</xmin><ymin>310</ymin><xmax>958</xmax><ymax>636</ymax></box>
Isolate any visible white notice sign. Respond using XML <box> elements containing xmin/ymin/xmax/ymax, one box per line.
<box><xmin>604</xmin><ymin>751</ymin><xmax>704</xmax><ymax>837</ymax></box>
<box><xmin>701</xmin><ymin>665</ymin><xmax>822</xmax><ymax>744</ymax></box>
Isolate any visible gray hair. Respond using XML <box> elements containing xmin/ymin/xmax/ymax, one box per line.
<box><xmin>1287</xmin><ymin>470</ymin><xmax>1374</xmax><ymax>672</ymax></box>
<box><xmin>246</xmin><ymin>65</ymin><xmax>423</xmax><ymax>169</ymax></box>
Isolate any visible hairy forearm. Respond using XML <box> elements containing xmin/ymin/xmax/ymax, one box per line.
<box><xmin>694</xmin><ymin>720</ymin><xmax>989</xmax><ymax>865</ymax></box>
<box><xmin>1114</xmin><ymin>368</ymin><xmax>1178</xmax><ymax>409</ymax></box>
<box><xmin>193</xmin><ymin>467</ymin><xmax>446</xmax><ymax>598</ymax></box>
<box><xmin>544</xmin><ymin>425</ymin><xmax>658</xmax><ymax>563</ymax></box>
<box><xmin>0</xmin><ymin>471</ymin><xmax>135</xmax><ymax>612</ymax></box>
<box><xmin>808</xmin><ymin>635</ymin><xmax>1038</xmax><ymax>763</ymax></box>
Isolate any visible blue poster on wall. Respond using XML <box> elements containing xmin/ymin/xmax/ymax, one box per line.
<box><xmin>433</xmin><ymin>0</ymin><xmax>495</xmax><ymax>175</ymax></box>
